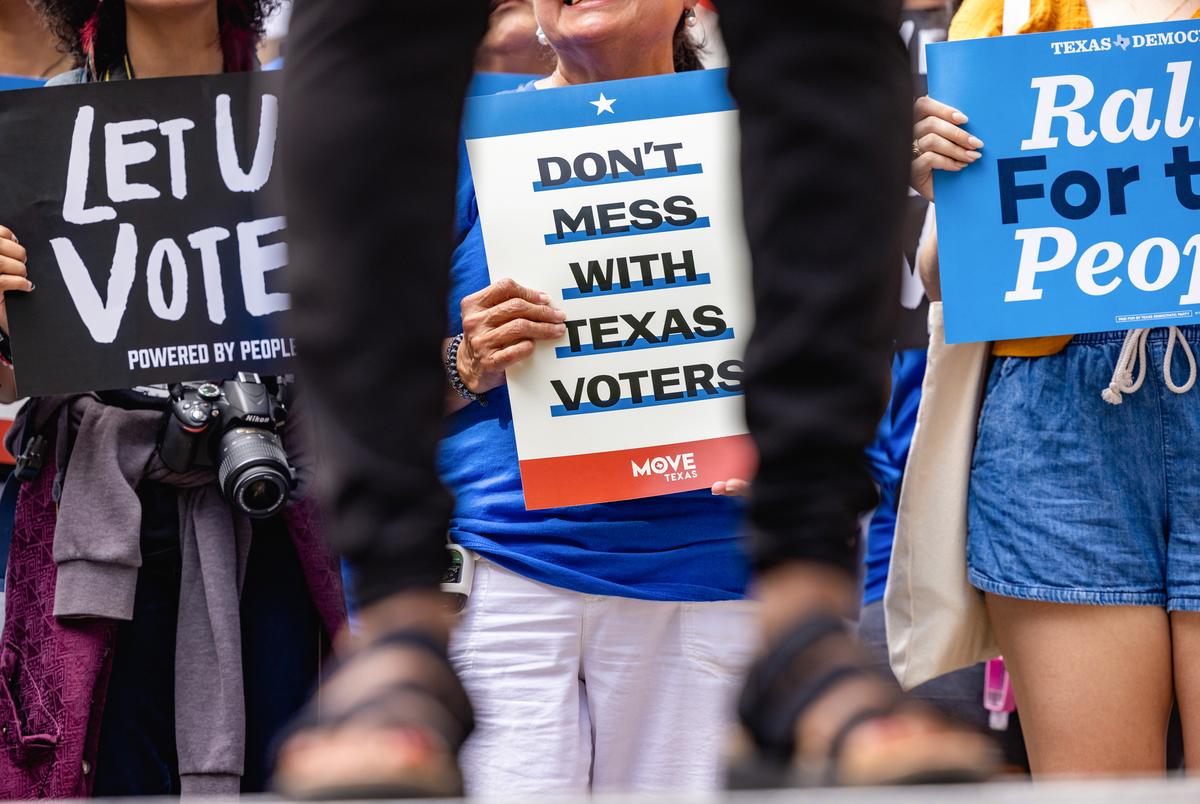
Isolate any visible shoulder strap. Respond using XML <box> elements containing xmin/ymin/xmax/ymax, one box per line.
<box><xmin>1003</xmin><ymin>0</ymin><xmax>1033</xmax><ymax>34</ymax></box>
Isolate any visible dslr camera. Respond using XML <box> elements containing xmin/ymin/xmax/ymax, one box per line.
<box><xmin>158</xmin><ymin>372</ymin><xmax>295</xmax><ymax>518</ymax></box>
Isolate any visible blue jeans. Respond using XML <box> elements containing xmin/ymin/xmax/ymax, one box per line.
<box><xmin>969</xmin><ymin>327</ymin><xmax>1200</xmax><ymax>610</ymax></box>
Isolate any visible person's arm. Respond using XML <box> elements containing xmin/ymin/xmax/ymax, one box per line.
<box><xmin>909</xmin><ymin>91</ymin><xmax>985</xmax><ymax>301</ymax></box>
<box><xmin>0</xmin><ymin>225</ymin><xmax>34</xmax><ymax>405</ymax></box>
<box><xmin>918</xmin><ymin>213</ymin><xmax>941</xmax><ymax>303</ymax></box>
<box><xmin>0</xmin><ymin>363</ymin><xmax>17</xmax><ymax>405</ymax></box>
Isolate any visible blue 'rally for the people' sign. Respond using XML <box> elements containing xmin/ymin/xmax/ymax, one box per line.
<box><xmin>930</xmin><ymin>19</ymin><xmax>1200</xmax><ymax>344</ymax></box>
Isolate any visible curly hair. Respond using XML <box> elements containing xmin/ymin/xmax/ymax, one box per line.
<box><xmin>673</xmin><ymin>9</ymin><xmax>704</xmax><ymax>72</ymax></box>
<box><xmin>31</xmin><ymin>0</ymin><xmax>280</xmax><ymax>78</ymax></box>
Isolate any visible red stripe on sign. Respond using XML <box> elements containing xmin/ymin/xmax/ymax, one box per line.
<box><xmin>518</xmin><ymin>433</ymin><xmax>756</xmax><ymax>510</ymax></box>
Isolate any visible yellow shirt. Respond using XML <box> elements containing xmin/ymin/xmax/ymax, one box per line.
<box><xmin>947</xmin><ymin>0</ymin><xmax>1200</xmax><ymax>357</ymax></box>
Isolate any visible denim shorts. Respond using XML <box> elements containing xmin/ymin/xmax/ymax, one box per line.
<box><xmin>968</xmin><ymin>326</ymin><xmax>1200</xmax><ymax>611</ymax></box>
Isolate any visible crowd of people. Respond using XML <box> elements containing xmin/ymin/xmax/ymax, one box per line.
<box><xmin>0</xmin><ymin>0</ymin><xmax>1197</xmax><ymax>798</ymax></box>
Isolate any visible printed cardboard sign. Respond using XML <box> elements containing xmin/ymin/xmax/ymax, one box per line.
<box><xmin>930</xmin><ymin>19</ymin><xmax>1200</xmax><ymax>343</ymax></box>
<box><xmin>464</xmin><ymin>70</ymin><xmax>755</xmax><ymax>509</ymax></box>
<box><xmin>0</xmin><ymin>71</ymin><xmax>292</xmax><ymax>395</ymax></box>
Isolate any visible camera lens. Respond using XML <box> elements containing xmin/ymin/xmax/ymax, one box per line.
<box><xmin>217</xmin><ymin>427</ymin><xmax>292</xmax><ymax>518</ymax></box>
<box><xmin>240</xmin><ymin>477</ymin><xmax>284</xmax><ymax>512</ymax></box>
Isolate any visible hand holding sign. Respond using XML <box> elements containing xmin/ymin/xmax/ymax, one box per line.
<box><xmin>710</xmin><ymin>477</ymin><xmax>750</xmax><ymax>497</ymax></box>
<box><xmin>0</xmin><ymin>226</ymin><xmax>33</xmax><ymax>336</ymax></box>
<box><xmin>910</xmin><ymin>96</ymin><xmax>983</xmax><ymax>203</ymax></box>
<box><xmin>458</xmin><ymin>278</ymin><xmax>568</xmax><ymax>394</ymax></box>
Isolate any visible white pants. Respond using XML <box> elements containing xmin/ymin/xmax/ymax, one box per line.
<box><xmin>449</xmin><ymin>558</ymin><xmax>758</xmax><ymax>795</ymax></box>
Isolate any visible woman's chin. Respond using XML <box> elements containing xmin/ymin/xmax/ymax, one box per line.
<box><xmin>555</xmin><ymin>15</ymin><xmax>630</xmax><ymax>48</ymax></box>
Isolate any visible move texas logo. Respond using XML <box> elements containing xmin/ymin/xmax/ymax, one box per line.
<box><xmin>631</xmin><ymin>452</ymin><xmax>698</xmax><ymax>482</ymax></box>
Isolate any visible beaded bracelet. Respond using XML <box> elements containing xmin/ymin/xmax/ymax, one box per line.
<box><xmin>445</xmin><ymin>333</ymin><xmax>486</xmax><ymax>406</ymax></box>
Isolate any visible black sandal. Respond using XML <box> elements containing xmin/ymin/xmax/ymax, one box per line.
<box><xmin>272</xmin><ymin>629</ymin><xmax>474</xmax><ymax>800</ymax></box>
<box><xmin>728</xmin><ymin>614</ymin><xmax>998</xmax><ymax>789</ymax></box>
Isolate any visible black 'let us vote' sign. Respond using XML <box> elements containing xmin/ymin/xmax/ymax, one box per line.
<box><xmin>0</xmin><ymin>71</ymin><xmax>295</xmax><ymax>396</ymax></box>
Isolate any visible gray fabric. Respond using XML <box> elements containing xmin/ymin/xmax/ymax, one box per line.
<box><xmin>52</xmin><ymin>401</ymin><xmax>158</xmax><ymax>619</ymax></box>
<box><xmin>173</xmin><ymin>485</ymin><xmax>252</xmax><ymax>783</ymax></box>
<box><xmin>180</xmin><ymin>772</ymin><xmax>241</xmax><ymax>797</ymax></box>
<box><xmin>45</xmin><ymin>395</ymin><xmax>253</xmax><ymax>784</ymax></box>
<box><xmin>53</xmin><ymin>560</ymin><xmax>138</xmax><ymax>620</ymax></box>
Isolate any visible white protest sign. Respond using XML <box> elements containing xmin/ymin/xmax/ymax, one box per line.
<box><xmin>465</xmin><ymin>70</ymin><xmax>754</xmax><ymax>509</ymax></box>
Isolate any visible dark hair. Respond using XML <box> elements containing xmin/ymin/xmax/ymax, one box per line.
<box><xmin>32</xmin><ymin>0</ymin><xmax>279</xmax><ymax>78</ymax></box>
<box><xmin>673</xmin><ymin>9</ymin><xmax>704</xmax><ymax>72</ymax></box>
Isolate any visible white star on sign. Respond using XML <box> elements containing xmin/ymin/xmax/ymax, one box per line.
<box><xmin>589</xmin><ymin>93</ymin><xmax>617</xmax><ymax>115</ymax></box>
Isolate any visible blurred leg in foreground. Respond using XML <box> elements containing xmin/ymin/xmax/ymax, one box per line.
<box><xmin>275</xmin><ymin>0</ymin><xmax>996</xmax><ymax>794</ymax></box>
<box><xmin>274</xmin><ymin>2</ymin><xmax>485</xmax><ymax>797</ymax></box>
<box><xmin>719</xmin><ymin>0</ymin><xmax>998</xmax><ymax>785</ymax></box>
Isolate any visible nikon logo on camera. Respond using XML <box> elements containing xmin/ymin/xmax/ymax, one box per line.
<box><xmin>631</xmin><ymin>452</ymin><xmax>698</xmax><ymax>482</ymax></box>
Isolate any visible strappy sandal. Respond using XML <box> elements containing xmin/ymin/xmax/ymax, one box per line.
<box><xmin>271</xmin><ymin>629</ymin><xmax>474</xmax><ymax>800</ymax></box>
<box><xmin>728</xmin><ymin>614</ymin><xmax>999</xmax><ymax>789</ymax></box>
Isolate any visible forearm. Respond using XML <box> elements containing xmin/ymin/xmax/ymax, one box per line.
<box><xmin>918</xmin><ymin>211</ymin><xmax>941</xmax><ymax>302</ymax></box>
<box><xmin>0</xmin><ymin>363</ymin><xmax>17</xmax><ymax>405</ymax></box>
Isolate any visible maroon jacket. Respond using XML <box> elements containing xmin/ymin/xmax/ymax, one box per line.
<box><xmin>0</xmin><ymin>455</ymin><xmax>346</xmax><ymax>798</ymax></box>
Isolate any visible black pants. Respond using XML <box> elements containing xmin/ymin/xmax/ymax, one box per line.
<box><xmin>720</xmin><ymin>1</ymin><xmax>909</xmax><ymax>575</ymax></box>
<box><xmin>282</xmin><ymin>1</ymin><xmax>908</xmax><ymax>605</ymax></box>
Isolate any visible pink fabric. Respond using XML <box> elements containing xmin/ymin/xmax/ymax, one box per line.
<box><xmin>0</xmin><ymin>456</ymin><xmax>346</xmax><ymax>798</ymax></box>
<box><xmin>0</xmin><ymin>458</ymin><xmax>114</xmax><ymax>799</ymax></box>
<box><xmin>283</xmin><ymin>498</ymin><xmax>347</xmax><ymax>642</ymax></box>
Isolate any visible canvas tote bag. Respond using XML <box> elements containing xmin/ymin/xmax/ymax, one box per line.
<box><xmin>883</xmin><ymin>301</ymin><xmax>996</xmax><ymax>689</ymax></box>
<box><xmin>884</xmin><ymin>0</ymin><xmax>1033</xmax><ymax>691</ymax></box>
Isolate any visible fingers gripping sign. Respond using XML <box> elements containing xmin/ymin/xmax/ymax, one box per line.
<box><xmin>911</xmin><ymin>95</ymin><xmax>984</xmax><ymax>203</ymax></box>
<box><xmin>711</xmin><ymin>477</ymin><xmax>751</xmax><ymax>497</ymax></box>
<box><xmin>0</xmin><ymin>226</ymin><xmax>35</xmax><ymax>337</ymax></box>
<box><xmin>458</xmin><ymin>277</ymin><xmax>567</xmax><ymax>394</ymax></box>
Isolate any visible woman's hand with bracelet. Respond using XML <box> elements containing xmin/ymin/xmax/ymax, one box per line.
<box><xmin>0</xmin><ymin>225</ymin><xmax>34</xmax><ymax>337</ymax></box>
<box><xmin>456</xmin><ymin>277</ymin><xmax>566</xmax><ymax>395</ymax></box>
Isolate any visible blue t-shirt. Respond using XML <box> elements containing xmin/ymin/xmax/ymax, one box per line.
<box><xmin>862</xmin><ymin>348</ymin><xmax>927</xmax><ymax>606</ymax></box>
<box><xmin>437</xmin><ymin>84</ymin><xmax>747</xmax><ymax>601</ymax></box>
